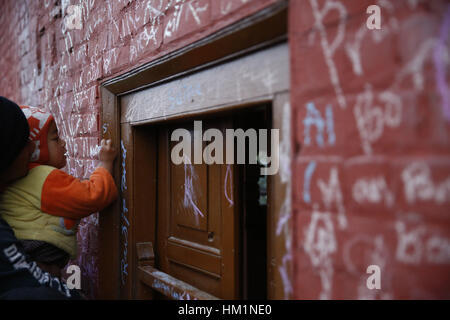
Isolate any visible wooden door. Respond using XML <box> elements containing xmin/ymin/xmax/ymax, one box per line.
<box><xmin>156</xmin><ymin>119</ymin><xmax>239</xmax><ymax>299</ymax></box>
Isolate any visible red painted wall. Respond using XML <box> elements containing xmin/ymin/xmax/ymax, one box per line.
<box><xmin>290</xmin><ymin>0</ymin><xmax>450</xmax><ymax>299</ymax></box>
<box><xmin>0</xmin><ymin>0</ymin><xmax>449</xmax><ymax>299</ymax></box>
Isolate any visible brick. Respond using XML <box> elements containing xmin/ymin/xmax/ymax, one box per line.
<box><xmin>293</xmin><ymin>95</ymin><xmax>360</xmax><ymax>157</ymax></box>
<box><xmin>72</xmin><ymin>136</ymin><xmax>100</xmax><ymax>160</ymax></box>
<box><xmin>109</xmin><ymin>43</ymin><xmax>131</xmax><ymax>74</ymax></box>
<box><xmin>117</xmin><ymin>8</ymin><xmax>138</xmax><ymax>41</ymax></box>
<box><xmin>163</xmin><ymin>0</ymin><xmax>211</xmax><ymax>44</ymax></box>
<box><xmin>96</xmin><ymin>25</ymin><xmax>111</xmax><ymax>53</ymax></box>
<box><xmin>69</xmin><ymin>112</ymin><xmax>99</xmax><ymax>137</ymax></box>
<box><xmin>82</xmin><ymin>55</ymin><xmax>103</xmax><ymax>88</ymax></box>
<box><xmin>129</xmin><ymin>23</ymin><xmax>163</xmax><ymax>63</ymax></box>
<box><xmin>102</xmin><ymin>47</ymin><xmax>119</xmax><ymax>77</ymax></box>
<box><xmin>291</xmin><ymin>16</ymin><xmax>400</xmax><ymax>104</ymax></box>
<box><xmin>294</xmin><ymin>211</ymin><xmax>396</xmax><ymax>299</ymax></box>
<box><xmin>72</xmin><ymin>85</ymin><xmax>98</xmax><ymax>115</ymax></box>
<box><xmin>73</xmin><ymin>43</ymin><xmax>89</xmax><ymax>65</ymax></box>
<box><xmin>211</xmin><ymin>0</ymin><xmax>277</xmax><ymax>21</ymax></box>
<box><xmin>293</xmin><ymin>159</ymin><xmax>345</xmax><ymax>212</ymax></box>
<box><xmin>111</xmin><ymin>0</ymin><xmax>133</xmax><ymax>19</ymax></box>
<box><xmin>392</xmin><ymin>158</ymin><xmax>450</xmax><ymax>220</ymax></box>
<box><xmin>343</xmin><ymin>159</ymin><xmax>396</xmax><ymax>216</ymax></box>
<box><xmin>59</xmin><ymin>93</ymin><xmax>75</xmax><ymax>117</ymax></box>
<box><xmin>137</xmin><ymin>0</ymin><xmax>170</xmax><ymax>26</ymax></box>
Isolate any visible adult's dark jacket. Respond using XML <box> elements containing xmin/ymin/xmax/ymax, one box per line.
<box><xmin>0</xmin><ymin>217</ymin><xmax>81</xmax><ymax>299</ymax></box>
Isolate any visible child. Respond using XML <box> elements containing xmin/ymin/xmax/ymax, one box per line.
<box><xmin>0</xmin><ymin>106</ymin><xmax>118</xmax><ymax>277</ymax></box>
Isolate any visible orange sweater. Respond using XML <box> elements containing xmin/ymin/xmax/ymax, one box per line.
<box><xmin>0</xmin><ymin>165</ymin><xmax>118</xmax><ymax>258</ymax></box>
<box><xmin>41</xmin><ymin>167</ymin><xmax>118</xmax><ymax>229</ymax></box>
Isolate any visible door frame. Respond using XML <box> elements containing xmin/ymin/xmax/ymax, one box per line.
<box><xmin>98</xmin><ymin>1</ymin><xmax>290</xmax><ymax>299</ymax></box>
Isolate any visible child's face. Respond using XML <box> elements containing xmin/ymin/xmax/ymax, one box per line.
<box><xmin>47</xmin><ymin>121</ymin><xmax>67</xmax><ymax>169</ymax></box>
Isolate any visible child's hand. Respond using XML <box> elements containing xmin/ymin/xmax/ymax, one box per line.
<box><xmin>98</xmin><ymin>139</ymin><xmax>117</xmax><ymax>173</ymax></box>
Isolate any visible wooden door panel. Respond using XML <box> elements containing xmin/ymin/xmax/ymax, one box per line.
<box><xmin>157</xmin><ymin>119</ymin><xmax>238</xmax><ymax>299</ymax></box>
<box><xmin>168</xmin><ymin>261</ymin><xmax>222</xmax><ymax>297</ymax></box>
<box><xmin>170</xmin><ymin>162</ymin><xmax>222</xmax><ymax>249</ymax></box>
<box><xmin>171</xmin><ymin>162</ymin><xmax>208</xmax><ymax>231</ymax></box>
<box><xmin>166</xmin><ymin>240</ymin><xmax>221</xmax><ymax>276</ymax></box>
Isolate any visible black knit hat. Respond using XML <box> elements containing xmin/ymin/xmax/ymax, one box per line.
<box><xmin>0</xmin><ymin>96</ymin><xmax>30</xmax><ymax>173</ymax></box>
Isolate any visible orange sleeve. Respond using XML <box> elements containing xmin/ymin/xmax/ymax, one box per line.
<box><xmin>41</xmin><ymin>167</ymin><xmax>118</xmax><ymax>219</ymax></box>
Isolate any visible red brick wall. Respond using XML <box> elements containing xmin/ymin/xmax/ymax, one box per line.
<box><xmin>290</xmin><ymin>0</ymin><xmax>450</xmax><ymax>299</ymax></box>
<box><xmin>1</xmin><ymin>0</ymin><xmax>449</xmax><ymax>299</ymax></box>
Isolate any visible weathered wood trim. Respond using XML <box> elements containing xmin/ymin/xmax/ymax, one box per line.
<box><xmin>138</xmin><ymin>266</ymin><xmax>220</xmax><ymax>300</ymax></box>
<box><xmin>98</xmin><ymin>87</ymin><xmax>121</xmax><ymax>299</ymax></box>
<box><xmin>120</xmin><ymin>43</ymin><xmax>290</xmax><ymax>125</ymax></box>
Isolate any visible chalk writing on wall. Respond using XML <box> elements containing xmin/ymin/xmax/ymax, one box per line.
<box><xmin>164</xmin><ymin>1</ymin><xmax>209</xmax><ymax>41</ymax></box>
<box><xmin>353</xmin><ymin>86</ymin><xmax>402</xmax><ymax>155</ymax></box>
<box><xmin>219</xmin><ymin>0</ymin><xmax>252</xmax><ymax>15</ymax></box>
<box><xmin>402</xmin><ymin>162</ymin><xmax>450</xmax><ymax>204</ymax></box>
<box><xmin>300</xmin><ymin>0</ymin><xmax>450</xmax><ymax>299</ymax></box>
<box><xmin>352</xmin><ymin>175</ymin><xmax>394</xmax><ymax>207</ymax></box>
<box><xmin>345</xmin><ymin>0</ymin><xmax>398</xmax><ymax>76</ymax></box>
<box><xmin>120</xmin><ymin>140</ymin><xmax>129</xmax><ymax>285</ymax></box>
<box><xmin>309</xmin><ymin>0</ymin><xmax>347</xmax><ymax>109</ymax></box>
<box><xmin>318</xmin><ymin>167</ymin><xmax>347</xmax><ymax>229</ymax></box>
<box><xmin>304</xmin><ymin>211</ymin><xmax>336</xmax><ymax>300</ymax></box>
<box><xmin>303</xmin><ymin>161</ymin><xmax>316</xmax><ymax>203</ymax></box>
<box><xmin>303</xmin><ymin>102</ymin><xmax>336</xmax><ymax>148</ymax></box>
<box><xmin>395</xmin><ymin>218</ymin><xmax>450</xmax><ymax>265</ymax></box>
